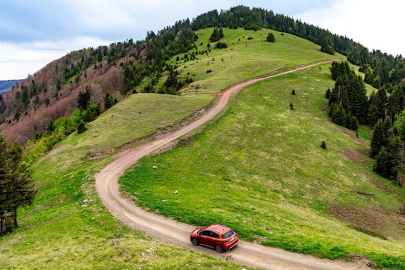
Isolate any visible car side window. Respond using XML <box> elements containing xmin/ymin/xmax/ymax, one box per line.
<box><xmin>200</xmin><ymin>230</ymin><xmax>210</xmax><ymax>236</ymax></box>
<box><xmin>209</xmin><ymin>232</ymin><xmax>219</xmax><ymax>238</ymax></box>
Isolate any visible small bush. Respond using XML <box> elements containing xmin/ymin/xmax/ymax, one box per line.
<box><xmin>214</xmin><ymin>42</ymin><xmax>228</xmax><ymax>49</ymax></box>
<box><xmin>77</xmin><ymin>120</ymin><xmax>87</xmax><ymax>134</ymax></box>
<box><xmin>321</xmin><ymin>141</ymin><xmax>326</xmax><ymax>149</ymax></box>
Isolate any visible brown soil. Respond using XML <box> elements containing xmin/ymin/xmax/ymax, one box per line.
<box><xmin>327</xmin><ymin>205</ymin><xmax>405</xmax><ymax>242</ymax></box>
<box><xmin>342</xmin><ymin>148</ymin><xmax>369</xmax><ymax>163</ymax></box>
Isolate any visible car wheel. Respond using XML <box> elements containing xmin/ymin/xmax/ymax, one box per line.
<box><xmin>191</xmin><ymin>238</ymin><xmax>199</xmax><ymax>246</ymax></box>
<box><xmin>215</xmin><ymin>244</ymin><xmax>223</xmax><ymax>253</ymax></box>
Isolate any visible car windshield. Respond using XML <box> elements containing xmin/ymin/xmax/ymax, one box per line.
<box><xmin>222</xmin><ymin>229</ymin><xmax>234</xmax><ymax>239</ymax></box>
<box><xmin>197</xmin><ymin>227</ymin><xmax>207</xmax><ymax>233</ymax></box>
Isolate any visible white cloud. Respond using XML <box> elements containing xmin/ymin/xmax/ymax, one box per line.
<box><xmin>0</xmin><ymin>36</ymin><xmax>113</xmax><ymax>80</ymax></box>
<box><xmin>295</xmin><ymin>0</ymin><xmax>405</xmax><ymax>56</ymax></box>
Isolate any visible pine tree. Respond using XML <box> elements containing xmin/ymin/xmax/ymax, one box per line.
<box><xmin>374</xmin><ymin>137</ymin><xmax>402</xmax><ymax>178</ymax></box>
<box><xmin>367</xmin><ymin>88</ymin><xmax>387</xmax><ymax>126</ymax></box>
<box><xmin>370</xmin><ymin>119</ymin><xmax>387</xmax><ymax>158</ymax></box>
<box><xmin>6</xmin><ymin>144</ymin><xmax>36</xmax><ymax>227</ymax></box>
<box><xmin>0</xmin><ymin>136</ymin><xmax>10</xmax><ymax>233</ymax></box>
<box><xmin>219</xmin><ymin>27</ymin><xmax>224</xmax><ymax>38</ymax></box>
<box><xmin>374</xmin><ymin>147</ymin><xmax>390</xmax><ymax>177</ymax></box>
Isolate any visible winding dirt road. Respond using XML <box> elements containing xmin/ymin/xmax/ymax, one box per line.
<box><xmin>95</xmin><ymin>62</ymin><xmax>369</xmax><ymax>270</ymax></box>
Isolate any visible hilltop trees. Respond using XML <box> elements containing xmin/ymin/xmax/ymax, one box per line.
<box><xmin>209</xmin><ymin>27</ymin><xmax>224</xmax><ymax>42</ymax></box>
<box><xmin>0</xmin><ymin>136</ymin><xmax>36</xmax><ymax>234</ymax></box>
<box><xmin>328</xmin><ymin>61</ymin><xmax>367</xmax><ymax>130</ymax></box>
<box><xmin>320</xmin><ymin>37</ymin><xmax>335</xmax><ymax>55</ymax></box>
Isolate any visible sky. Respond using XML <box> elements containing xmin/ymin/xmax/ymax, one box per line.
<box><xmin>0</xmin><ymin>0</ymin><xmax>404</xmax><ymax>80</ymax></box>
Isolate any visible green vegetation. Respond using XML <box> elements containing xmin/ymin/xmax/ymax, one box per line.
<box><xmin>0</xmin><ymin>136</ymin><xmax>36</xmax><ymax>234</ymax></box>
<box><xmin>175</xmin><ymin>27</ymin><xmax>343</xmax><ymax>95</ymax></box>
<box><xmin>0</xmin><ymin>91</ymin><xmax>245</xmax><ymax>269</ymax></box>
<box><xmin>0</xmin><ymin>20</ymin><xmax>402</xmax><ymax>269</ymax></box>
<box><xmin>121</xmin><ymin>63</ymin><xmax>405</xmax><ymax>268</ymax></box>
<box><xmin>267</xmin><ymin>33</ymin><xmax>276</xmax><ymax>43</ymax></box>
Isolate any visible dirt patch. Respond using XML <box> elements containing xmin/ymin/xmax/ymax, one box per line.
<box><xmin>347</xmin><ymin>254</ymin><xmax>377</xmax><ymax>268</ymax></box>
<box><xmin>338</xmin><ymin>127</ymin><xmax>360</xmax><ymax>141</ymax></box>
<box><xmin>320</xmin><ymin>102</ymin><xmax>328</xmax><ymax>112</ymax></box>
<box><xmin>327</xmin><ymin>205</ymin><xmax>405</xmax><ymax>242</ymax></box>
<box><xmin>342</xmin><ymin>148</ymin><xmax>369</xmax><ymax>163</ymax></box>
<box><xmin>364</xmin><ymin>173</ymin><xmax>398</xmax><ymax>196</ymax></box>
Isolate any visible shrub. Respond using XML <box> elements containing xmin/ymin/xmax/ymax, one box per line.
<box><xmin>214</xmin><ymin>42</ymin><xmax>228</xmax><ymax>49</ymax></box>
<box><xmin>77</xmin><ymin>120</ymin><xmax>87</xmax><ymax>134</ymax></box>
<box><xmin>267</xmin><ymin>33</ymin><xmax>276</xmax><ymax>43</ymax></box>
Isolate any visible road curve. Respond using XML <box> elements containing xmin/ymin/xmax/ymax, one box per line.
<box><xmin>95</xmin><ymin>62</ymin><xmax>369</xmax><ymax>270</ymax></box>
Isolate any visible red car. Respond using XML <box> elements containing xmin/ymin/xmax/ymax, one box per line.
<box><xmin>190</xmin><ymin>224</ymin><xmax>238</xmax><ymax>253</ymax></box>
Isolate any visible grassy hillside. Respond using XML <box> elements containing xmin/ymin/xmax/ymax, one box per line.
<box><xmin>0</xmin><ymin>93</ymin><xmax>244</xmax><ymax>269</ymax></box>
<box><xmin>121</xmin><ymin>63</ymin><xmax>405</xmax><ymax>268</ymax></box>
<box><xmin>0</xmin><ymin>27</ymin><xmax>369</xmax><ymax>269</ymax></box>
<box><xmin>173</xmin><ymin>27</ymin><xmax>344</xmax><ymax>95</ymax></box>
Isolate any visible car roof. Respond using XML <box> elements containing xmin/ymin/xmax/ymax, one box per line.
<box><xmin>205</xmin><ymin>224</ymin><xmax>231</xmax><ymax>235</ymax></box>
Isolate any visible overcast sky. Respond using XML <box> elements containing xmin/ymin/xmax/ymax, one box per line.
<box><xmin>0</xmin><ymin>0</ymin><xmax>403</xmax><ymax>80</ymax></box>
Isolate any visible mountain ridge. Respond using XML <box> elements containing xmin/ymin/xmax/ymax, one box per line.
<box><xmin>0</xmin><ymin>5</ymin><xmax>403</xmax><ymax>144</ymax></box>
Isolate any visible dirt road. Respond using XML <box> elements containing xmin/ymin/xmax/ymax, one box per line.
<box><xmin>95</xmin><ymin>62</ymin><xmax>370</xmax><ymax>269</ymax></box>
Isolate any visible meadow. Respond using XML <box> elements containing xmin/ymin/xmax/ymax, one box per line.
<box><xmin>121</xmin><ymin>63</ymin><xmax>405</xmax><ymax>268</ymax></box>
<box><xmin>0</xmin><ymin>27</ymin><xmax>376</xmax><ymax>269</ymax></box>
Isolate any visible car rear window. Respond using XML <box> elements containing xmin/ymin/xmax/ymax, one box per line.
<box><xmin>222</xmin><ymin>230</ymin><xmax>234</xmax><ymax>239</ymax></box>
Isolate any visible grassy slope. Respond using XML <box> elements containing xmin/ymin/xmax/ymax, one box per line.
<box><xmin>175</xmin><ymin>27</ymin><xmax>345</xmax><ymax>94</ymax></box>
<box><xmin>121</xmin><ymin>63</ymin><xmax>405</xmax><ymax>268</ymax></box>
<box><xmin>0</xmin><ymin>27</ymin><xmax>366</xmax><ymax>269</ymax></box>
<box><xmin>0</xmin><ymin>94</ymin><xmax>243</xmax><ymax>269</ymax></box>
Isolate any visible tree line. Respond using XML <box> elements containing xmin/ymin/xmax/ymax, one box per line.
<box><xmin>2</xmin><ymin>5</ymin><xmax>405</xmax><ymax>145</ymax></box>
<box><xmin>0</xmin><ymin>136</ymin><xmax>36</xmax><ymax>234</ymax></box>
<box><xmin>326</xmin><ymin>61</ymin><xmax>405</xmax><ymax>184</ymax></box>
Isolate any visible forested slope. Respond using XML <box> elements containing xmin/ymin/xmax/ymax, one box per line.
<box><xmin>1</xmin><ymin>5</ymin><xmax>403</xmax><ymax>145</ymax></box>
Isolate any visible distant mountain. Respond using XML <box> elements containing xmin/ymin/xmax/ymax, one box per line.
<box><xmin>0</xmin><ymin>80</ymin><xmax>21</xmax><ymax>95</ymax></box>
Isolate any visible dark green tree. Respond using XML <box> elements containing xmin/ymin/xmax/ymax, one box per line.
<box><xmin>6</xmin><ymin>144</ymin><xmax>36</xmax><ymax>227</ymax></box>
<box><xmin>104</xmin><ymin>93</ymin><xmax>114</xmax><ymax>110</ymax></box>
<box><xmin>320</xmin><ymin>37</ymin><xmax>335</xmax><ymax>55</ymax></box>
<box><xmin>77</xmin><ymin>120</ymin><xmax>87</xmax><ymax>134</ymax></box>
<box><xmin>76</xmin><ymin>86</ymin><xmax>91</xmax><ymax>111</ymax></box>
<box><xmin>209</xmin><ymin>27</ymin><xmax>221</xmax><ymax>42</ymax></box>
<box><xmin>370</xmin><ymin>119</ymin><xmax>388</xmax><ymax>158</ymax></box>
<box><xmin>367</xmin><ymin>88</ymin><xmax>387</xmax><ymax>126</ymax></box>
<box><xmin>267</xmin><ymin>33</ymin><xmax>276</xmax><ymax>43</ymax></box>
<box><xmin>374</xmin><ymin>136</ymin><xmax>402</xmax><ymax>178</ymax></box>
<box><xmin>219</xmin><ymin>27</ymin><xmax>224</xmax><ymax>38</ymax></box>
<box><xmin>0</xmin><ymin>136</ymin><xmax>10</xmax><ymax>233</ymax></box>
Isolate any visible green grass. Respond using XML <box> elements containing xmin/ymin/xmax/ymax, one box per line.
<box><xmin>121</xmin><ymin>63</ymin><xmax>405</xmax><ymax>268</ymax></box>
<box><xmin>0</xmin><ymin>27</ymin><xmax>383</xmax><ymax>269</ymax></box>
<box><xmin>171</xmin><ymin>28</ymin><xmax>344</xmax><ymax>94</ymax></box>
<box><xmin>33</xmin><ymin>93</ymin><xmax>213</xmax><ymax>174</ymax></box>
<box><xmin>0</xmin><ymin>92</ymin><xmax>245</xmax><ymax>269</ymax></box>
